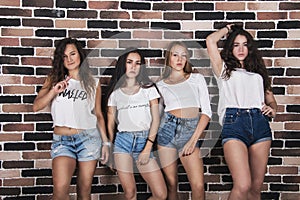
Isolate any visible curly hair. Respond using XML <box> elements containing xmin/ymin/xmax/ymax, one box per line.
<box><xmin>47</xmin><ymin>38</ymin><xmax>95</xmax><ymax>99</ymax></box>
<box><xmin>220</xmin><ymin>25</ymin><xmax>271</xmax><ymax>91</ymax></box>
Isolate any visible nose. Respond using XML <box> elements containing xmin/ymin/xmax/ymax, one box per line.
<box><xmin>177</xmin><ymin>55</ymin><xmax>182</xmax><ymax>61</ymax></box>
<box><xmin>239</xmin><ymin>45</ymin><xmax>244</xmax><ymax>52</ymax></box>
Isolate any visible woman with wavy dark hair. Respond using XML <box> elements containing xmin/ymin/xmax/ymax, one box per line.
<box><xmin>33</xmin><ymin>38</ymin><xmax>109</xmax><ymax>200</ymax></box>
<box><xmin>206</xmin><ymin>25</ymin><xmax>277</xmax><ymax>200</ymax></box>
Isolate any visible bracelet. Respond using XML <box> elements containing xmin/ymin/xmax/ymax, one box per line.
<box><xmin>147</xmin><ymin>138</ymin><xmax>154</xmax><ymax>144</ymax></box>
<box><xmin>102</xmin><ymin>142</ymin><xmax>111</xmax><ymax>147</ymax></box>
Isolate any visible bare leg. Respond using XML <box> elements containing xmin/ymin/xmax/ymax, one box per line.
<box><xmin>138</xmin><ymin>159</ymin><xmax>167</xmax><ymax>200</ymax></box>
<box><xmin>158</xmin><ymin>146</ymin><xmax>179</xmax><ymax>200</ymax></box>
<box><xmin>76</xmin><ymin>160</ymin><xmax>98</xmax><ymax>200</ymax></box>
<box><xmin>248</xmin><ymin>141</ymin><xmax>271</xmax><ymax>200</ymax></box>
<box><xmin>52</xmin><ymin>156</ymin><xmax>77</xmax><ymax>200</ymax></box>
<box><xmin>115</xmin><ymin>153</ymin><xmax>137</xmax><ymax>200</ymax></box>
<box><xmin>180</xmin><ymin>147</ymin><xmax>205</xmax><ymax>200</ymax></box>
<box><xmin>223</xmin><ymin>140</ymin><xmax>251</xmax><ymax>200</ymax></box>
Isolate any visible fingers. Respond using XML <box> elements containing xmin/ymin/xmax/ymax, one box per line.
<box><xmin>53</xmin><ymin>76</ymin><xmax>72</xmax><ymax>93</ymax></box>
<box><xmin>181</xmin><ymin>145</ymin><xmax>195</xmax><ymax>157</ymax></box>
<box><xmin>136</xmin><ymin>154</ymin><xmax>150</xmax><ymax>165</ymax></box>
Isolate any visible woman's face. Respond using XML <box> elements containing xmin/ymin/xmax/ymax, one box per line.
<box><xmin>125</xmin><ymin>52</ymin><xmax>141</xmax><ymax>79</ymax></box>
<box><xmin>63</xmin><ymin>44</ymin><xmax>81</xmax><ymax>71</ymax></box>
<box><xmin>169</xmin><ymin>45</ymin><xmax>188</xmax><ymax>71</ymax></box>
<box><xmin>232</xmin><ymin>34</ymin><xmax>249</xmax><ymax>64</ymax></box>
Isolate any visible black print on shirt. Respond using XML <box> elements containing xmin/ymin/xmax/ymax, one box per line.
<box><xmin>59</xmin><ymin>88</ymin><xmax>87</xmax><ymax>102</ymax></box>
<box><xmin>119</xmin><ymin>103</ymin><xmax>149</xmax><ymax>111</ymax></box>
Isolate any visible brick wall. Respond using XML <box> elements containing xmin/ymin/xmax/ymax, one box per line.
<box><xmin>0</xmin><ymin>0</ymin><xmax>299</xmax><ymax>199</ymax></box>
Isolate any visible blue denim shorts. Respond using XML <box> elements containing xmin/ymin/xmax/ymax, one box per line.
<box><xmin>51</xmin><ymin>128</ymin><xmax>102</xmax><ymax>161</ymax></box>
<box><xmin>157</xmin><ymin>112</ymin><xmax>200</xmax><ymax>153</ymax></box>
<box><xmin>113</xmin><ymin>131</ymin><xmax>154</xmax><ymax>161</ymax></box>
<box><xmin>221</xmin><ymin>108</ymin><xmax>272</xmax><ymax>147</ymax></box>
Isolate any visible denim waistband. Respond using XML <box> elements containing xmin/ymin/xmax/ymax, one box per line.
<box><xmin>164</xmin><ymin>112</ymin><xmax>199</xmax><ymax>125</ymax></box>
<box><xmin>118</xmin><ymin>130</ymin><xmax>149</xmax><ymax>137</ymax></box>
<box><xmin>53</xmin><ymin>128</ymin><xmax>97</xmax><ymax>141</ymax></box>
<box><xmin>226</xmin><ymin>108</ymin><xmax>261</xmax><ymax>115</ymax></box>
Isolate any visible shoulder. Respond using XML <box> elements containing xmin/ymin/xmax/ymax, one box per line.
<box><xmin>189</xmin><ymin>73</ymin><xmax>206</xmax><ymax>83</ymax></box>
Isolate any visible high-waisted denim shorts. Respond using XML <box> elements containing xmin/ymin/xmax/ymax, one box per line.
<box><xmin>51</xmin><ymin>128</ymin><xmax>102</xmax><ymax>161</ymax></box>
<box><xmin>221</xmin><ymin>108</ymin><xmax>272</xmax><ymax>147</ymax></box>
<box><xmin>157</xmin><ymin>112</ymin><xmax>199</xmax><ymax>153</ymax></box>
<box><xmin>113</xmin><ymin>131</ymin><xmax>154</xmax><ymax>161</ymax></box>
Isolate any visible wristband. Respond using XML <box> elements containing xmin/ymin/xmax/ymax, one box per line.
<box><xmin>102</xmin><ymin>142</ymin><xmax>111</xmax><ymax>147</ymax></box>
<box><xmin>147</xmin><ymin>138</ymin><xmax>154</xmax><ymax>143</ymax></box>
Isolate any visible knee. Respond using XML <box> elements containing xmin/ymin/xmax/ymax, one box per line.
<box><xmin>152</xmin><ymin>189</ymin><xmax>167</xmax><ymax>200</ymax></box>
<box><xmin>165</xmin><ymin>178</ymin><xmax>178</xmax><ymax>191</ymax></box>
<box><xmin>53</xmin><ymin>185</ymin><xmax>69</xmax><ymax>199</ymax></box>
<box><xmin>123</xmin><ymin>187</ymin><xmax>136</xmax><ymax>200</ymax></box>
<box><xmin>234</xmin><ymin>182</ymin><xmax>251</xmax><ymax>195</ymax></box>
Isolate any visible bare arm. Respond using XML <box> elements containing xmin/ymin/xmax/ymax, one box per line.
<box><xmin>206</xmin><ymin>25</ymin><xmax>232</xmax><ymax>77</ymax></box>
<box><xmin>107</xmin><ymin>106</ymin><xmax>117</xmax><ymax>144</ymax></box>
<box><xmin>33</xmin><ymin>76</ymin><xmax>71</xmax><ymax>112</ymax></box>
<box><xmin>137</xmin><ymin>98</ymin><xmax>160</xmax><ymax>165</ymax></box>
<box><xmin>94</xmin><ymin>81</ymin><xmax>110</xmax><ymax>164</ymax></box>
<box><xmin>262</xmin><ymin>90</ymin><xmax>277</xmax><ymax>118</ymax></box>
<box><xmin>181</xmin><ymin>114</ymin><xmax>210</xmax><ymax>156</ymax></box>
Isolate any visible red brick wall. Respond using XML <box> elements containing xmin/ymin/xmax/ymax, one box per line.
<box><xmin>0</xmin><ymin>1</ymin><xmax>299</xmax><ymax>199</ymax></box>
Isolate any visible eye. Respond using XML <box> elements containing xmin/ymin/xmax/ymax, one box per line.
<box><xmin>126</xmin><ymin>60</ymin><xmax>132</xmax><ymax>64</ymax></box>
<box><xmin>136</xmin><ymin>62</ymin><xmax>141</xmax><ymax>65</ymax></box>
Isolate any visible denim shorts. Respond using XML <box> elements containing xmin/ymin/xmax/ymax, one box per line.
<box><xmin>113</xmin><ymin>131</ymin><xmax>154</xmax><ymax>161</ymax></box>
<box><xmin>157</xmin><ymin>112</ymin><xmax>200</xmax><ymax>153</ymax></box>
<box><xmin>51</xmin><ymin>128</ymin><xmax>102</xmax><ymax>161</ymax></box>
<box><xmin>221</xmin><ymin>108</ymin><xmax>272</xmax><ymax>147</ymax></box>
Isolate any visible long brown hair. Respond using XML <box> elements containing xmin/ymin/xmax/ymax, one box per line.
<box><xmin>47</xmin><ymin>38</ymin><xmax>96</xmax><ymax>98</ymax></box>
<box><xmin>220</xmin><ymin>25</ymin><xmax>271</xmax><ymax>91</ymax></box>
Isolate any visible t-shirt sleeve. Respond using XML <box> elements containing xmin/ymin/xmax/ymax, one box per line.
<box><xmin>147</xmin><ymin>86</ymin><xmax>160</xmax><ymax>101</ymax></box>
<box><xmin>107</xmin><ymin>90</ymin><xmax>116</xmax><ymax>106</ymax></box>
<box><xmin>198</xmin><ymin>75</ymin><xmax>212</xmax><ymax>118</ymax></box>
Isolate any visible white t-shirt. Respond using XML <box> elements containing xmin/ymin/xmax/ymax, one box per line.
<box><xmin>108</xmin><ymin>86</ymin><xmax>160</xmax><ymax>132</ymax></box>
<box><xmin>156</xmin><ymin>73</ymin><xmax>212</xmax><ymax>118</ymax></box>
<box><xmin>215</xmin><ymin>65</ymin><xmax>265</xmax><ymax>125</ymax></box>
<box><xmin>51</xmin><ymin>78</ymin><xmax>98</xmax><ymax>129</ymax></box>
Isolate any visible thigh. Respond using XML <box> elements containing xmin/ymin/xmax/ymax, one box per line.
<box><xmin>138</xmin><ymin>159</ymin><xmax>166</xmax><ymax>194</ymax></box>
<box><xmin>223</xmin><ymin>140</ymin><xmax>251</xmax><ymax>185</ymax></box>
<box><xmin>248</xmin><ymin>140</ymin><xmax>271</xmax><ymax>184</ymax></box>
<box><xmin>180</xmin><ymin>148</ymin><xmax>204</xmax><ymax>185</ymax></box>
<box><xmin>114</xmin><ymin>153</ymin><xmax>134</xmax><ymax>173</ymax></box>
<box><xmin>77</xmin><ymin>160</ymin><xmax>98</xmax><ymax>187</ymax></box>
<box><xmin>52</xmin><ymin>156</ymin><xmax>77</xmax><ymax>187</ymax></box>
<box><xmin>157</xmin><ymin>145</ymin><xmax>178</xmax><ymax>169</ymax></box>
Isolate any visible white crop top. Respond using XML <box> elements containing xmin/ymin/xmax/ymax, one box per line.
<box><xmin>51</xmin><ymin>78</ymin><xmax>98</xmax><ymax>129</ymax></box>
<box><xmin>108</xmin><ymin>86</ymin><xmax>160</xmax><ymax>132</ymax></box>
<box><xmin>215</xmin><ymin>64</ymin><xmax>265</xmax><ymax>125</ymax></box>
<box><xmin>156</xmin><ymin>73</ymin><xmax>212</xmax><ymax>118</ymax></box>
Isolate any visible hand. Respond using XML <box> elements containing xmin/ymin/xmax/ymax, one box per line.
<box><xmin>180</xmin><ymin>137</ymin><xmax>197</xmax><ymax>157</ymax></box>
<box><xmin>136</xmin><ymin>150</ymin><xmax>151</xmax><ymax>166</ymax></box>
<box><xmin>52</xmin><ymin>76</ymin><xmax>71</xmax><ymax>94</ymax></box>
<box><xmin>100</xmin><ymin>145</ymin><xmax>109</xmax><ymax>165</ymax></box>
<box><xmin>262</xmin><ymin>104</ymin><xmax>276</xmax><ymax>118</ymax></box>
